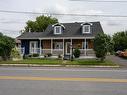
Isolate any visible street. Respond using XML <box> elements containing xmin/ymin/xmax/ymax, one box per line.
<box><xmin>0</xmin><ymin>67</ymin><xmax>127</xmax><ymax>95</ymax></box>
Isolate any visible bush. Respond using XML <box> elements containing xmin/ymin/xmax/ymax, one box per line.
<box><xmin>58</xmin><ymin>54</ymin><xmax>62</xmax><ymax>58</ymax></box>
<box><xmin>73</xmin><ymin>48</ymin><xmax>80</xmax><ymax>58</ymax></box>
<box><xmin>23</xmin><ymin>55</ymin><xmax>29</xmax><ymax>59</ymax></box>
<box><xmin>93</xmin><ymin>33</ymin><xmax>111</xmax><ymax>62</ymax></box>
<box><xmin>0</xmin><ymin>56</ymin><xmax>2</xmax><ymax>61</ymax></box>
<box><xmin>28</xmin><ymin>54</ymin><xmax>32</xmax><ymax>57</ymax></box>
<box><xmin>47</xmin><ymin>53</ymin><xmax>52</xmax><ymax>57</ymax></box>
<box><xmin>32</xmin><ymin>53</ymin><xmax>39</xmax><ymax>57</ymax></box>
<box><xmin>11</xmin><ymin>48</ymin><xmax>21</xmax><ymax>59</ymax></box>
<box><xmin>44</xmin><ymin>53</ymin><xmax>52</xmax><ymax>58</ymax></box>
<box><xmin>113</xmin><ymin>31</ymin><xmax>127</xmax><ymax>52</ymax></box>
<box><xmin>44</xmin><ymin>54</ymin><xmax>48</xmax><ymax>58</ymax></box>
<box><xmin>0</xmin><ymin>33</ymin><xmax>15</xmax><ymax>60</ymax></box>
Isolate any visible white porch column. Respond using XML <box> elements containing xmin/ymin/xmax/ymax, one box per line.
<box><xmin>39</xmin><ymin>39</ymin><xmax>42</xmax><ymax>56</ymax></box>
<box><xmin>84</xmin><ymin>38</ymin><xmax>87</xmax><ymax>56</ymax></box>
<box><xmin>63</xmin><ymin>39</ymin><xmax>64</xmax><ymax>56</ymax></box>
<box><xmin>51</xmin><ymin>39</ymin><xmax>53</xmax><ymax>54</ymax></box>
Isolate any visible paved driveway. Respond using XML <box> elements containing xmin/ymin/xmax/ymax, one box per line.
<box><xmin>106</xmin><ymin>55</ymin><xmax>127</xmax><ymax>68</ymax></box>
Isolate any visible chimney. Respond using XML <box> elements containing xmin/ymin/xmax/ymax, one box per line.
<box><xmin>20</xmin><ymin>30</ymin><xmax>25</xmax><ymax>34</ymax></box>
<box><xmin>29</xmin><ymin>28</ymin><xmax>31</xmax><ymax>32</ymax></box>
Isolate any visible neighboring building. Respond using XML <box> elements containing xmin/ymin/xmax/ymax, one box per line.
<box><xmin>15</xmin><ymin>39</ymin><xmax>21</xmax><ymax>48</ymax></box>
<box><xmin>16</xmin><ymin>22</ymin><xmax>103</xmax><ymax>58</ymax></box>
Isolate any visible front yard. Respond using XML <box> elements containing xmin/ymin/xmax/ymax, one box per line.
<box><xmin>0</xmin><ymin>58</ymin><xmax>118</xmax><ymax>66</ymax></box>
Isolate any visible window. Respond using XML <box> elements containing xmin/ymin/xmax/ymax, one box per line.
<box><xmin>30</xmin><ymin>41</ymin><xmax>38</xmax><ymax>54</ymax></box>
<box><xmin>54</xmin><ymin>42</ymin><xmax>63</xmax><ymax>49</ymax></box>
<box><xmin>54</xmin><ymin>26</ymin><xmax>62</xmax><ymax>34</ymax></box>
<box><xmin>82</xmin><ymin>25</ymin><xmax>90</xmax><ymax>33</ymax></box>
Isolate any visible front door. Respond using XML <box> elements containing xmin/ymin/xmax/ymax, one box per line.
<box><xmin>66</xmin><ymin>42</ymin><xmax>71</xmax><ymax>55</ymax></box>
<box><xmin>30</xmin><ymin>41</ymin><xmax>38</xmax><ymax>54</ymax></box>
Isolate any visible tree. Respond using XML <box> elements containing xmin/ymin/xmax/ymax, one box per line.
<box><xmin>73</xmin><ymin>48</ymin><xmax>80</xmax><ymax>58</ymax></box>
<box><xmin>25</xmin><ymin>15</ymin><xmax>58</xmax><ymax>32</ymax></box>
<box><xmin>113</xmin><ymin>31</ymin><xmax>127</xmax><ymax>51</ymax></box>
<box><xmin>93</xmin><ymin>33</ymin><xmax>112</xmax><ymax>61</ymax></box>
<box><xmin>0</xmin><ymin>33</ymin><xmax>15</xmax><ymax>60</ymax></box>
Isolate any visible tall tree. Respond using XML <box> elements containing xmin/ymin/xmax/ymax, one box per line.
<box><xmin>0</xmin><ymin>33</ymin><xmax>15</xmax><ymax>60</ymax></box>
<box><xmin>113</xmin><ymin>31</ymin><xmax>127</xmax><ymax>51</ymax></box>
<box><xmin>93</xmin><ymin>33</ymin><xmax>112</xmax><ymax>61</ymax></box>
<box><xmin>25</xmin><ymin>15</ymin><xmax>58</xmax><ymax>32</ymax></box>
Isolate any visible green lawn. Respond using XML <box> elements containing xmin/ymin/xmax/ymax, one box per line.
<box><xmin>66</xmin><ymin>59</ymin><xmax>117</xmax><ymax>66</ymax></box>
<box><xmin>0</xmin><ymin>58</ymin><xmax>118</xmax><ymax>66</ymax></box>
<box><xmin>0</xmin><ymin>58</ymin><xmax>62</xmax><ymax>65</ymax></box>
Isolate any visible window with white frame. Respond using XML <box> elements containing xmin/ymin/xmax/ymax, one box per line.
<box><xmin>54</xmin><ymin>26</ymin><xmax>62</xmax><ymax>34</ymax></box>
<box><xmin>54</xmin><ymin>42</ymin><xmax>63</xmax><ymax>49</ymax></box>
<box><xmin>82</xmin><ymin>25</ymin><xmax>90</xmax><ymax>34</ymax></box>
<box><xmin>30</xmin><ymin>41</ymin><xmax>38</xmax><ymax>54</ymax></box>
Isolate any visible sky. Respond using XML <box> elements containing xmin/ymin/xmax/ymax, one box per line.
<box><xmin>0</xmin><ymin>0</ymin><xmax>127</xmax><ymax>38</ymax></box>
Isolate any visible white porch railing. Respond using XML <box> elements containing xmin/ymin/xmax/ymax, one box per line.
<box><xmin>17</xmin><ymin>48</ymin><xmax>95</xmax><ymax>56</ymax></box>
<box><xmin>41</xmin><ymin>49</ymin><xmax>51</xmax><ymax>54</ymax></box>
<box><xmin>41</xmin><ymin>49</ymin><xmax>63</xmax><ymax>55</ymax></box>
<box><xmin>30</xmin><ymin>48</ymin><xmax>40</xmax><ymax>54</ymax></box>
<box><xmin>74</xmin><ymin>49</ymin><xmax>95</xmax><ymax>56</ymax></box>
<box><xmin>52</xmin><ymin>49</ymin><xmax>63</xmax><ymax>55</ymax></box>
<box><xmin>29</xmin><ymin>48</ymin><xmax>63</xmax><ymax>55</ymax></box>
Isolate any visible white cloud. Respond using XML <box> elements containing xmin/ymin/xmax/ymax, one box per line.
<box><xmin>45</xmin><ymin>3</ymin><xmax>67</xmax><ymax>14</ymax></box>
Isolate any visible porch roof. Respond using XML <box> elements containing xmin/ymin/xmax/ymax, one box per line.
<box><xmin>17</xmin><ymin>22</ymin><xmax>103</xmax><ymax>40</ymax></box>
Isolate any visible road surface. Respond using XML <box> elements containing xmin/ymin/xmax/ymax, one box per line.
<box><xmin>0</xmin><ymin>67</ymin><xmax>127</xmax><ymax>95</ymax></box>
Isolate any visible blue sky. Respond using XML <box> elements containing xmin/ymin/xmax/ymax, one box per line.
<box><xmin>0</xmin><ymin>0</ymin><xmax>127</xmax><ymax>37</ymax></box>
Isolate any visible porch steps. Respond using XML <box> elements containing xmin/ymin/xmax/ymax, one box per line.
<box><xmin>63</xmin><ymin>55</ymin><xmax>70</xmax><ymax>60</ymax></box>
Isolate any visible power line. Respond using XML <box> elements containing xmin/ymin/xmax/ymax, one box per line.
<box><xmin>0</xmin><ymin>29</ymin><xmax>18</xmax><ymax>32</ymax></box>
<box><xmin>0</xmin><ymin>10</ymin><xmax>41</xmax><ymax>15</ymax></box>
<box><xmin>0</xmin><ymin>10</ymin><xmax>127</xmax><ymax>18</ymax></box>
<box><xmin>70</xmin><ymin>0</ymin><xmax>127</xmax><ymax>2</ymax></box>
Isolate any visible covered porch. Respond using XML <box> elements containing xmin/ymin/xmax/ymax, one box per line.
<box><xmin>20</xmin><ymin>37</ymin><xmax>95</xmax><ymax>58</ymax></box>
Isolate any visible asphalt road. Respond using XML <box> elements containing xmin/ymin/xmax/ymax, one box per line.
<box><xmin>0</xmin><ymin>67</ymin><xmax>127</xmax><ymax>95</ymax></box>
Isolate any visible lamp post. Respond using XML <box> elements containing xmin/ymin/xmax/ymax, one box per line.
<box><xmin>70</xmin><ymin>44</ymin><xmax>73</xmax><ymax>61</ymax></box>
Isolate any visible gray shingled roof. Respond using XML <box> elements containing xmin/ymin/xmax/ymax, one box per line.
<box><xmin>17</xmin><ymin>22</ymin><xmax>103</xmax><ymax>39</ymax></box>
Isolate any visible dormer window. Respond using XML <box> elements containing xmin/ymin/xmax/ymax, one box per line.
<box><xmin>82</xmin><ymin>25</ymin><xmax>90</xmax><ymax>34</ymax></box>
<box><xmin>54</xmin><ymin>26</ymin><xmax>62</xmax><ymax>34</ymax></box>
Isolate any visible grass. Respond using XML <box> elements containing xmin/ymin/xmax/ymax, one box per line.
<box><xmin>0</xmin><ymin>58</ymin><xmax>62</xmax><ymax>65</ymax></box>
<box><xmin>0</xmin><ymin>58</ymin><xmax>118</xmax><ymax>66</ymax></box>
<box><xmin>66</xmin><ymin>59</ymin><xmax>117</xmax><ymax>66</ymax></box>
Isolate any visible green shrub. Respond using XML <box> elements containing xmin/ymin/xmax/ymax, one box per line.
<box><xmin>0</xmin><ymin>56</ymin><xmax>2</xmax><ymax>61</ymax></box>
<box><xmin>32</xmin><ymin>53</ymin><xmax>39</xmax><ymax>57</ymax></box>
<box><xmin>93</xmin><ymin>33</ymin><xmax>111</xmax><ymax>62</ymax></box>
<box><xmin>10</xmin><ymin>48</ymin><xmax>21</xmax><ymax>59</ymax></box>
<box><xmin>28</xmin><ymin>54</ymin><xmax>32</xmax><ymax>57</ymax></box>
<box><xmin>58</xmin><ymin>54</ymin><xmax>62</xmax><ymax>58</ymax></box>
<box><xmin>23</xmin><ymin>55</ymin><xmax>29</xmax><ymax>59</ymax></box>
<box><xmin>73</xmin><ymin>48</ymin><xmax>80</xmax><ymax>58</ymax></box>
<box><xmin>47</xmin><ymin>53</ymin><xmax>52</xmax><ymax>57</ymax></box>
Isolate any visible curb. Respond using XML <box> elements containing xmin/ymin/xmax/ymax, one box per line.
<box><xmin>0</xmin><ymin>64</ymin><xmax>120</xmax><ymax>68</ymax></box>
<box><xmin>0</xmin><ymin>64</ymin><xmax>63</xmax><ymax>67</ymax></box>
<box><xmin>65</xmin><ymin>65</ymin><xmax>120</xmax><ymax>68</ymax></box>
